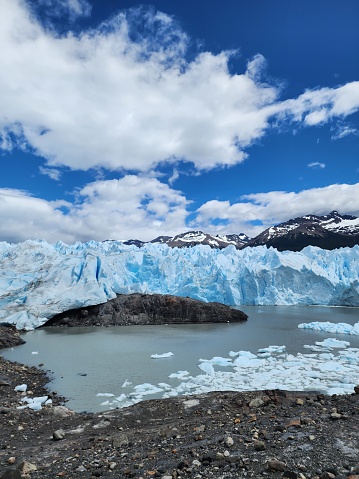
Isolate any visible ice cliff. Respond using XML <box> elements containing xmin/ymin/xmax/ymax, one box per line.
<box><xmin>0</xmin><ymin>240</ymin><xmax>358</xmax><ymax>330</ymax></box>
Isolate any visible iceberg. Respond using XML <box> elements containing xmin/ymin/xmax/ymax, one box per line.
<box><xmin>298</xmin><ymin>321</ymin><xmax>359</xmax><ymax>335</ymax></box>
<box><xmin>0</xmin><ymin>239</ymin><xmax>358</xmax><ymax>330</ymax></box>
<box><xmin>150</xmin><ymin>352</ymin><xmax>174</xmax><ymax>358</ymax></box>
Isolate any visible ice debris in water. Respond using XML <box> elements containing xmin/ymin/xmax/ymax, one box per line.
<box><xmin>1</xmin><ymin>240</ymin><xmax>359</xmax><ymax>330</ymax></box>
<box><xmin>151</xmin><ymin>352</ymin><xmax>174</xmax><ymax>358</ymax></box>
<box><xmin>298</xmin><ymin>321</ymin><xmax>359</xmax><ymax>335</ymax></box>
<box><xmin>96</xmin><ymin>339</ymin><xmax>359</xmax><ymax>410</ymax></box>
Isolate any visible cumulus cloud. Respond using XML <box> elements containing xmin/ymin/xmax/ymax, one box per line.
<box><xmin>0</xmin><ymin>0</ymin><xmax>358</xmax><ymax>176</ymax></box>
<box><xmin>195</xmin><ymin>183</ymin><xmax>359</xmax><ymax>237</ymax></box>
<box><xmin>2</xmin><ymin>181</ymin><xmax>359</xmax><ymax>244</ymax></box>
<box><xmin>308</xmin><ymin>162</ymin><xmax>326</xmax><ymax>169</ymax></box>
<box><xmin>0</xmin><ymin>176</ymin><xmax>189</xmax><ymax>243</ymax></box>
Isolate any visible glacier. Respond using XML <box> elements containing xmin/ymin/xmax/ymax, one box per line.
<box><xmin>0</xmin><ymin>239</ymin><xmax>358</xmax><ymax>330</ymax></box>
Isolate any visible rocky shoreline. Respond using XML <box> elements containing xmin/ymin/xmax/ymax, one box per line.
<box><xmin>2</xmin><ymin>326</ymin><xmax>359</xmax><ymax>479</ymax></box>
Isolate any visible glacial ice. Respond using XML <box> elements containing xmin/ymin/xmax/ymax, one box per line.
<box><xmin>151</xmin><ymin>352</ymin><xmax>174</xmax><ymax>358</ymax></box>
<box><xmin>95</xmin><ymin>338</ymin><xmax>359</xmax><ymax>410</ymax></box>
<box><xmin>0</xmin><ymin>240</ymin><xmax>359</xmax><ymax>330</ymax></box>
<box><xmin>298</xmin><ymin>321</ymin><xmax>359</xmax><ymax>335</ymax></box>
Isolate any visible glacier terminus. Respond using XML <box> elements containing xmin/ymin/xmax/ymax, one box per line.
<box><xmin>0</xmin><ymin>239</ymin><xmax>358</xmax><ymax>330</ymax></box>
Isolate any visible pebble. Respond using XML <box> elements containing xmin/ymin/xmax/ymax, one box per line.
<box><xmin>330</xmin><ymin>412</ymin><xmax>342</xmax><ymax>420</ymax></box>
<box><xmin>53</xmin><ymin>429</ymin><xmax>65</xmax><ymax>441</ymax></box>
<box><xmin>267</xmin><ymin>458</ymin><xmax>287</xmax><ymax>471</ymax></box>
<box><xmin>224</xmin><ymin>436</ymin><xmax>234</xmax><ymax>447</ymax></box>
<box><xmin>253</xmin><ymin>440</ymin><xmax>266</xmax><ymax>451</ymax></box>
<box><xmin>249</xmin><ymin>397</ymin><xmax>264</xmax><ymax>408</ymax></box>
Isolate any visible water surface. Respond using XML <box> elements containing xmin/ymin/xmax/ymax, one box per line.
<box><xmin>3</xmin><ymin>305</ymin><xmax>359</xmax><ymax>412</ymax></box>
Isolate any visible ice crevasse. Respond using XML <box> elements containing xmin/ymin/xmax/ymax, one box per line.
<box><xmin>0</xmin><ymin>240</ymin><xmax>358</xmax><ymax>330</ymax></box>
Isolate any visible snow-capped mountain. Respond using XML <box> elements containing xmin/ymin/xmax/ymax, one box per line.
<box><xmin>245</xmin><ymin>211</ymin><xmax>359</xmax><ymax>251</ymax></box>
<box><xmin>124</xmin><ymin>231</ymin><xmax>250</xmax><ymax>249</ymax></box>
<box><xmin>120</xmin><ymin>212</ymin><xmax>359</xmax><ymax>252</ymax></box>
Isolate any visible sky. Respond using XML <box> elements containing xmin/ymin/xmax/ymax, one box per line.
<box><xmin>0</xmin><ymin>0</ymin><xmax>358</xmax><ymax>244</ymax></box>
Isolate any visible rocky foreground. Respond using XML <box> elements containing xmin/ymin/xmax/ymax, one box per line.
<box><xmin>1</xmin><ymin>326</ymin><xmax>359</xmax><ymax>479</ymax></box>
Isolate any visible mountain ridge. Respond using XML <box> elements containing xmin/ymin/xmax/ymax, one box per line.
<box><xmin>121</xmin><ymin>211</ymin><xmax>359</xmax><ymax>251</ymax></box>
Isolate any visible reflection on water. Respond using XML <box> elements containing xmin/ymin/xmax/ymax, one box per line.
<box><xmin>3</xmin><ymin>305</ymin><xmax>359</xmax><ymax>413</ymax></box>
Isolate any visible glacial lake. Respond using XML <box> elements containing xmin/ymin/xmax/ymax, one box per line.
<box><xmin>3</xmin><ymin>305</ymin><xmax>359</xmax><ymax>413</ymax></box>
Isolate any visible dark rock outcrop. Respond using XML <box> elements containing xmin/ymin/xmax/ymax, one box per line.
<box><xmin>0</xmin><ymin>326</ymin><xmax>25</xmax><ymax>349</ymax></box>
<box><xmin>44</xmin><ymin>293</ymin><xmax>248</xmax><ymax>327</ymax></box>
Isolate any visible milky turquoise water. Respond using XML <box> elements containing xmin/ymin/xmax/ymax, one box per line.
<box><xmin>3</xmin><ymin>305</ymin><xmax>359</xmax><ymax>412</ymax></box>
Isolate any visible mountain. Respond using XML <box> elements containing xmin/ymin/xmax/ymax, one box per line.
<box><xmin>244</xmin><ymin>211</ymin><xmax>359</xmax><ymax>251</ymax></box>
<box><xmin>123</xmin><ymin>231</ymin><xmax>250</xmax><ymax>249</ymax></box>
<box><xmin>119</xmin><ymin>211</ymin><xmax>359</xmax><ymax>252</ymax></box>
<box><xmin>1</xmin><ymin>239</ymin><xmax>359</xmax><ymax>329</ymax></box>
<box><xmin>152</xmin><ymin>231</ymin><xmax>250</xmax><ymax>249</ymax></box>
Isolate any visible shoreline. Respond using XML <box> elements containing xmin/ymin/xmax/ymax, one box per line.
<box><xmin>2</xmin><ymin>331</ymin><xmax>359</xmax><ymax>478</ymax></box>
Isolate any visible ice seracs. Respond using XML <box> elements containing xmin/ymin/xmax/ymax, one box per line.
<box><xmin>0</xmin><ymin>239</ymin><xmax>359</xmax><ymax>329</ymax></box>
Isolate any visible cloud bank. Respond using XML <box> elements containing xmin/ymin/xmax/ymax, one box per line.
<box><xmin>1</xmin><ymin>182</ymin><xmax>359</xmax><ymax>243</ymax></box>
<box><xmin>0</xmin><ymin>0</ymin><xmax>358</xmax><ymax>174</ymax></box>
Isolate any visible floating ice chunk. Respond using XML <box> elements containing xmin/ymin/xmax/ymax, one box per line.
<box><xmin>31</xmin><ymin>351</ymin><xmax>38</xmax><ymax>355</ymax></box>
<box><xmin>318</xmin><ymin>353</ymin><xmax>335</xmax><ymax>360</ymax></box>
<box><xmin>116</xmin><ymin>394</ymin><xmax>127</xmax><ymax>402</ymax></box>
<box><xmin>96</xmin><ymin>393</ymin><xmax>115</xmax><ymax>397</ymax></box>
<box><xmin>257</xmin><ymin>352</ymin><xmax>271</xmax><ymax>358</ymax></box>
<box><xmin>258</xmin><ymin>345</ymin><xmax>286</xmax><ymax>354</ymax></box>
<box><xmin>233</xmin><ymin>356</ymin><xmax>265</xmax><ymax>368</ymax></box>
<box><xmin>133</xmin><ymin>383</ymin><xmax>164</xmax><ymax>396</ymax></box>
<box><xmin>168</xmin><ymin>370</ymin><xmax>190</xmax><ymax>379</ymax></box>
<box><xmin>14</xmin><ymin>384</ymin><xmax>27</xmax><ymax>392</ymax></box>
<box><xmin>151</xmin><ymin>352</ymin><xmax>174</xmax><ymax>358</ymax></box>
<box><xmin>199</xmin><ymin>356</ymin><xmax>232</xmax><ymax>367</ymax></box>
<box><xmin>101</xmin><ymin>400</ymin><xmax>110</xmax><ymax>406</ymax></box>
<box><xmin>158</xmin><ymin>382</ymin><xmax>172</xmax><ymax>390</ymax></box>
<box><xmin>198</xmin><ymin>362</ymin><xmax>215</xmax><ymax>377</ymax></box>
<box><xmin>303</xmin><ymin>345</ymin><xmax>332</xmax><ymax>352</ymax></box>
<box><xmin>121</xmin><ymin>379</ymin><xmax>132</xmax><ymax>387</ymax></box>
<box><xmin>315</xmin><ymin>338</ymin><xmax>350</xmax><ymax>349</ymax></box>
<box><xmin>316</xmin><ymin>361</ymin><xmax>347</xmax><ymax>372</ymax></box>
<box><xmin>298</xmin><ymin>321</ymin><xmax>359</xmax><ymax>335</ymax></box>
<box><xmin>229</xmin><ymin>351</ymin><xmax>239</xmax><ymax>357</ymax></box>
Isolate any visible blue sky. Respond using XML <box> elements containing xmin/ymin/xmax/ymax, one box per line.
<box><xmin>0</xmin><ymin>0</ymin><xmax>358</xmax><ymax>243</ymax></box>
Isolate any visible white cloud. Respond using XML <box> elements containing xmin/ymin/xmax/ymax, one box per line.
<box><xmin>308</xmin><ymin>162</ymin><xmax>326</xmax><ymax>169</ymax></box>
<box><xmin>0</xmin><ymin>1</ymin><xmax>358</xmax><ymax>176</ymax></box>
<box><xmin>195</xmin><ymin>183</ymin><xmax>359</xmax><ymax>237</ymax></box>
<box><xmin>0</xmin><ymin>176</ymin><xmax>189</xmax><ymax>243</ymax></box>
<box><xmin>31</xmin><ymin>0</ymin><xmax>91</xmax><ymax>21</ymax></box>
<box><xmin>331</xmin><ymin>124</ymin><xmax>358</xmax><ymax>140</ymax></box>
<box><xmin>39</xmin><ymin>166</ymin><xmax>62</xmax><ymax>180</ymax></box>
<box><xmin>2</xmin><ymin>181</ymin><xmax>359</xmax><ymax>244</ymax></box>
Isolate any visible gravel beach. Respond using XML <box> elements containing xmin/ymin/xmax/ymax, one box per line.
<box><xmin>2</xmin><ymin>326</ymin><xmax>359</xmax><ymax>479</ymax></box>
